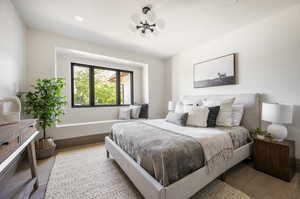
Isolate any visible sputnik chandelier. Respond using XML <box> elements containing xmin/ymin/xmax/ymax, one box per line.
<box><xmin>130</xmin><ymin>5</ymin><xmax>165</xmax><ymax>36</ymax></box>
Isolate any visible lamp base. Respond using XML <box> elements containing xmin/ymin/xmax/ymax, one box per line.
<box><xmin>267</xmin><ymin>123</ymin><xmax>288</xmax><ymax>142</ymax></box>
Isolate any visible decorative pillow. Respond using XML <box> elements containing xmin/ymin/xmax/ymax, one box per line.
<box><xmin>232</xmin><ymin>105</ymin><xmax>244</xmax><ymax>126</ymax></box>
<box><xmin>181</xmin><ymin>99</ymin><xmax>203</xmax><ymax>106</ymax></box>
<box><xmin>118</xmin><ymin>108</ymin><xmax>131</xmax><ymax>120</ymax></box>
<box><xmin>175</xmin><ymin>102</ymin><xmax>184</xmax><ymax>113</ymax></box>
<box><xmin>203</xmin><ymin>98</ymin><xmax>235</xmax><ymax>127</ymax></box>
<box><xmin>207</xmin><ymin>106</ymin><xmax>220</xmax><ymax>127</ymax></box>
<box><xmin>129</xmin><ymin>105</ymin><xmax>142</xmax><ymax>119</ymax></box>
<box><xmin>183</xmin><ymin>104</ymin><xmax>195</xmax><ymax>113</ymax></box>
<box><xmin>166</xmin><ymin>112</ymin><xmax>188</xmax><ymax>126</ymax></box>
<box><xmin>136</xmin><ymin>104</ymin><xmax>148</xmax><ymax>118</ymax></box>
<box><xmin>186</xmin><ymin>107</ymin><xmax>209</xmax><ymax>127</ymax></box>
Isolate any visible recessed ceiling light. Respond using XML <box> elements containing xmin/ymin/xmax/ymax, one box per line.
<box><xmin>74</xmin><ymin>16</ymin><xmax>84</xmax><ymax>22</ymax></box>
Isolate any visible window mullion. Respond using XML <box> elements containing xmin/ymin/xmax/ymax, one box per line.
<box><xmin>130</xmin><ymin>72</ymin><xmax>134</xmax><ymax>105</ymax></box>
<box><xmin>90</xmin><ymin>66</ymin><xmax>95</xmax><ymax>106</ymax></box>
<box><xmin>116</xmin><ymin>70</ymin><xmax>121</xmax><ymax>105</ymax></box>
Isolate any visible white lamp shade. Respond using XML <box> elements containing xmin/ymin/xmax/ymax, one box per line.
<box><xmin>168</xmin><ymin>101</ymin><xmax>176</xmax><ymax>111</ymax></box>
<box><xmin>262</xmin><ymin>103</ymin><xmax>293</xmax><ymax>124</ymax></box>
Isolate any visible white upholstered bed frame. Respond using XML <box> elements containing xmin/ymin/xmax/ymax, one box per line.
<box><xmin>105</xmin><ymin>93</ymin><xmax>261</xmax><ymax>199</ymax></box>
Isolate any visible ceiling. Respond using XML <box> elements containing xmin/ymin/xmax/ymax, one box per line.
<box><xmin>12</xmin><ymin>0</ymin><xmax>300</xmax><ymax>59</ymax></box>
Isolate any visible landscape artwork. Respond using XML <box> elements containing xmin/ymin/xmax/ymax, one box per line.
<box><xmin>193</xmin><ymin>54</ymin><xmax>236</xmax><ymax>88</ymax></box>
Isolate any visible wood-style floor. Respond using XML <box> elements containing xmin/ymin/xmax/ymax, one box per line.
<box><xmin>3</xmin><ymin>143</ymin><xmax>300</xmax><ymax>199</ymax></box>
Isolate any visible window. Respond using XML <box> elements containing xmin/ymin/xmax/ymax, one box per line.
<box><xmin>71</xmin><ymin>63</ymin><xmax>133</xmax><ymax>107</ymax></box>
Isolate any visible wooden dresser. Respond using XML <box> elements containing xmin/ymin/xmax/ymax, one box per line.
<box><xmin>253</xmin><ymin>137</ymin><xmax>296</xmax><ymax>182</ymax></box>
<box><xmin>0</xmin><ymin>120</ymin><xmax>40</xmax><ymax>198</ymax></box>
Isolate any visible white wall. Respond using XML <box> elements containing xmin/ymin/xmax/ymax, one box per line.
<box><xmin>56</xmin><ymin>53</ymin><xmax>144</xmax><ymax>124</ymax></box>
<box><xmin>167</xmin><ymin>4</ymin><xmax>300</xmax><ymax>158</ymax></box>
<box><xmin>0</xmin><ymin>0</ymin><xmax>26</xmax><ymax>97</ymax></box>
<box><xmin>26</xmin><ymin>28</ymin><xmax>167</xmax><ymax>139</ymax></box>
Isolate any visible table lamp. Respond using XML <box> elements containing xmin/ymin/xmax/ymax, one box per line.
<box><xmin>262</xmin><ymin>103</ymin><xmax>293</xmax><ymax>141</ymax></box>
<box><xmin>168</xmin><ymin>101</ymin><xmax>175</xmax><ymax>112</ymax></box>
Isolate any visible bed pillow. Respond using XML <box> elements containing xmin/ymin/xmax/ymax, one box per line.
<box><xmin>186</xmin><ymin>107</ymin><xmax>209</xmax><ymax>127</ymax></box>
<box><xmin>166</xmin><ymin>112</ymin><xmax>188</xmax><ymax>126</ymax></box>
<box><xmin>183</xmin><ymin>104</ymin><xmax>195</xmax><ymax>113</ymax></box>
<box><xmin>203</xmin><ymin>98</ymin><xmax>235</xmax><ymax>127</ymax></box>
<box><xmin>232</xmin><ymin>105</ymin><xmax>244</xmax><ymax>126</ymax></box>
<box><xmin>119</xmin><ymin>108</ymin><xmax>131</xmax><ymax>120</ymax></box>
<box><xmin>207</xmin><ymin>106</ymin><xmax>220</xmax><ymax>127</ymax></box>
<box><xmin>129</xmin><ymin>105</ymin><xmax>142</xmax><ymax>119</ymax></box>
<box><xmin>181</xmin><ymin>99</ymin><xmax>203</xmax><ymax>106</ymax></box>
<box><xmin>136</xmin><ymin>104</ymin><xmax>148</xmax><ymax>119</ymax></box>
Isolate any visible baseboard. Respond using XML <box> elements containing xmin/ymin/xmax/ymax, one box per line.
<box><xmin>296</xmin><ymin>159</ymin><xmax>300</xmax><ymax>172</ymax></box>
<box><xmin>55</xmin><ymin>133</ymin><xmax>109</xmax><ymax>149</ymax></box>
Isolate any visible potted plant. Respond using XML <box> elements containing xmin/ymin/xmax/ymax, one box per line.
<box><xmin>24</xmin><ymin>78</ymin><xmax>67</xmax><ymax>159</ymax></box>
<box><xmin>250</xmin><ymin>128</ymin><xmax>270</xmax><ymax>140</ymax></box>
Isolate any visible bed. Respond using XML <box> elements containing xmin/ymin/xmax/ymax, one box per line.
<box><xmin>105</xmin><ymin>93</ymin><xmax>261</xmax><ymax>199</ymax></box>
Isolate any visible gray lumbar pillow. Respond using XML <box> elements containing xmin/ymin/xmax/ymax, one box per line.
<box><xmin>119</xmin><ymin>108</ymin><xmax>131</xmax><ymax>120</ymax></box>
<box><xmin>166</xmin><ymin>112</ymin><xmax>188</xmax><ymax>126</ymax></box>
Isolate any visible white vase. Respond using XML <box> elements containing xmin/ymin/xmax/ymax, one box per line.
<box><xmin>267</xmin><ymin>123</ymin><xmax>288</xmax><ymax>142</ymax></box>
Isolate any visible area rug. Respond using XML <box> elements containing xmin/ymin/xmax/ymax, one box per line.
<box><xmin>45</xmin><ymin>144</ymin><xmax>251</xmax><ymax>199</ymax></box>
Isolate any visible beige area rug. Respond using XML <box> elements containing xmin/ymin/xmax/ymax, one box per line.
<box><xmin>45</xmin><ymin>144</ymin><xmax>251</xmax><ymax>199</ymax></box>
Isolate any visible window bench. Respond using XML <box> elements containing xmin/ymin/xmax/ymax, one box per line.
<box><xmin>49</xmin><ymin>119</ymin><xmax>147</xmax><ymax>147</ymax></box>
<box><xmin>56</xmin><ymin>118</ymin><xmax>146</xmax><ymax>128</ymax></box>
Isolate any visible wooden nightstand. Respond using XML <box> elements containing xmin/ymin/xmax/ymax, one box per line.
<box><xmin>253</xmin><ymin>137</ymin><xmax>296</xmax><ymax>182</ymax></box>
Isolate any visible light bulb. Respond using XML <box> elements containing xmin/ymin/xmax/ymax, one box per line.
<box><xmin>146</xmin><ymin>11</ymin><xmax>156</xmax><ymax>23</ymax></box>
<box><xmin>156</xmin><ymin>19</ymin><xmax>165</xmax><ymax>30</ymax></box>
<box><xmin>138</xmin><ymin>30</ymin><xmax>146</xmax><ymax>37</ymax></box>
<box><xmin>129</xmin><ymin>23</ymin><xmax>137</xmax><ymax>33</ymax></box>
<box><xmin>131</xmin><ymin>13</ymin><xmax>141</xmax><ymax>24</ymax></box>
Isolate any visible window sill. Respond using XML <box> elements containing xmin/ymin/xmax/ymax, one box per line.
<box><xmin>56</xmin><ymin>119</ymin><xmax>146</xmax><ymax>128</ymax></box>
<box><xmin>71</xmin><ymin>104</ymin><xmax>131</xmax><ymax>108</ymax></box>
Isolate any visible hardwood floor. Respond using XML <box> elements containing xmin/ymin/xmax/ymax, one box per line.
<box><xmin>5</xmin><ymin>143</ymin><xmax>300</xmax><ymax>199</ymax></box>
<box><xmin>226</xmin><ymin>161</ymin><xmax>300</xmax><ymax>199</ymax></box>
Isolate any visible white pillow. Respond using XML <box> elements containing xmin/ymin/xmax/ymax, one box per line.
<box><xmin>183</xmin><ymin>104</ymin><xmax>195</xmax><ymax>113</ymax></box>
<box><xmin>119</xmin><ymin>108</ymin><xmax>131</xmax><ymax>120</ymax></box>
<box><xmin>181</xmin><ymin>99</ymin><xmax>203</xmax><ymax>106</ymax></box>
<box><xmin>232</xmin><ymin>105</ymin><xmax>244</xmax><ymax>126</ymax></box>
<box><xmin>186</xmin><ymin>106</ymin><xmax>209</xmax><ymax>127</ymax></box>
<box><xmin>203</xmin><ymin>98</ymin><xmax>235</xmax><ymax>127</ymax></box>
<box><xmin>129</xmin><ymin>105</ymin><xmax>142</xmax><ymax>119</ymax></box>
<box><xmin>175</xmin><ymin>102</ymin><xmax>184</xmax><ymax>113</ymax></box>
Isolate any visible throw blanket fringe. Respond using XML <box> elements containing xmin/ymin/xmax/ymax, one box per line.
<box><xmin>206</xmin><ymin>148</ymin><xmax>233</xmax><ymax>173</ymax></box>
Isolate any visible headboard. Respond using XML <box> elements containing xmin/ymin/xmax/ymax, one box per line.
<box><xmin>182</xmin><ymin>93</ymin><xmax>261</xmax><ymax>130</ymax></box>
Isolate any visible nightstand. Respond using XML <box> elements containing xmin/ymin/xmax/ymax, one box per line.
<box><xmin>253</xmin><ymin>137</ymin><xmax>296</xmax><ymax>182</ymax></box>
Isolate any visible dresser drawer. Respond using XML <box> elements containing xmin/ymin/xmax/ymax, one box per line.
<box><xmin>0</xmin><ymin>137</ymin><xmax>20</xmax><ymax>163</ymax></box>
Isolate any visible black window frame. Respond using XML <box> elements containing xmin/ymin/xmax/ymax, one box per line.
<box><xmin>71</xmin><ymin>62</ymin><xmax>134</xmax><ymax>108</ymax></box>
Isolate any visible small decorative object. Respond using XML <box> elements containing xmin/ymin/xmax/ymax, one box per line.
<box><xmin>250</xmin><ymin>128</ymin><xmax>269</xmax><ymax>140</ymax></box>
<box><xmin>0</xmin><ymin>97</ymin><xmax>21</xmax><ymax>125</ymax></box>
<box><xmin>24</xmin><ymin>78</ymin><xmax>67</xmax><ymax>159</ymax></box>
<box><xmin>262</xmin><ymin>103</ymin><xmax>293</xmax><ymax>142</ymax></box>
<box><xmin>193</xmin><ymin>54</ymin><xmax>236</xmax><ymax>88</ymax></box>
<box><xmin>130</xmin><ymin>4</ymin><xmax>165</xmax><ymax>36</ymax></box>
<box><xmin>168</xmin><ymin>101</ymin><xmax>175</xmax><ymax>112</ymax></box>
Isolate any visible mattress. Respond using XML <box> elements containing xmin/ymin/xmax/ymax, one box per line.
<box><xmin>111</xmin><ymin>119</ymin><xmax>250</xmax><ymax>186</ymax></box>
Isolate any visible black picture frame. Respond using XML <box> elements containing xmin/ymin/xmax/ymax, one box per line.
<box><xmin>193</xmin><ymin>53</ymin><xmax>236</xmax><ymax>88</ymax></box>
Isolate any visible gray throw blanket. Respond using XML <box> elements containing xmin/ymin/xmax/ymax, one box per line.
<box><xmin>111</xmin><ymin>120</ymin><xmax>241</xmax><ymax>186</ymax></box>
<box><xmin>111</xmin><ymin>122</ymin><xmax>205</xmax><ymax>186</ymax></box>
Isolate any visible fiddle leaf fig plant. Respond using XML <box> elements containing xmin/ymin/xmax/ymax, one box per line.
<box><xmin>24</xmin><ymin>78</ymin><xmax>67</xmax><ymax>139</ymax></box>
